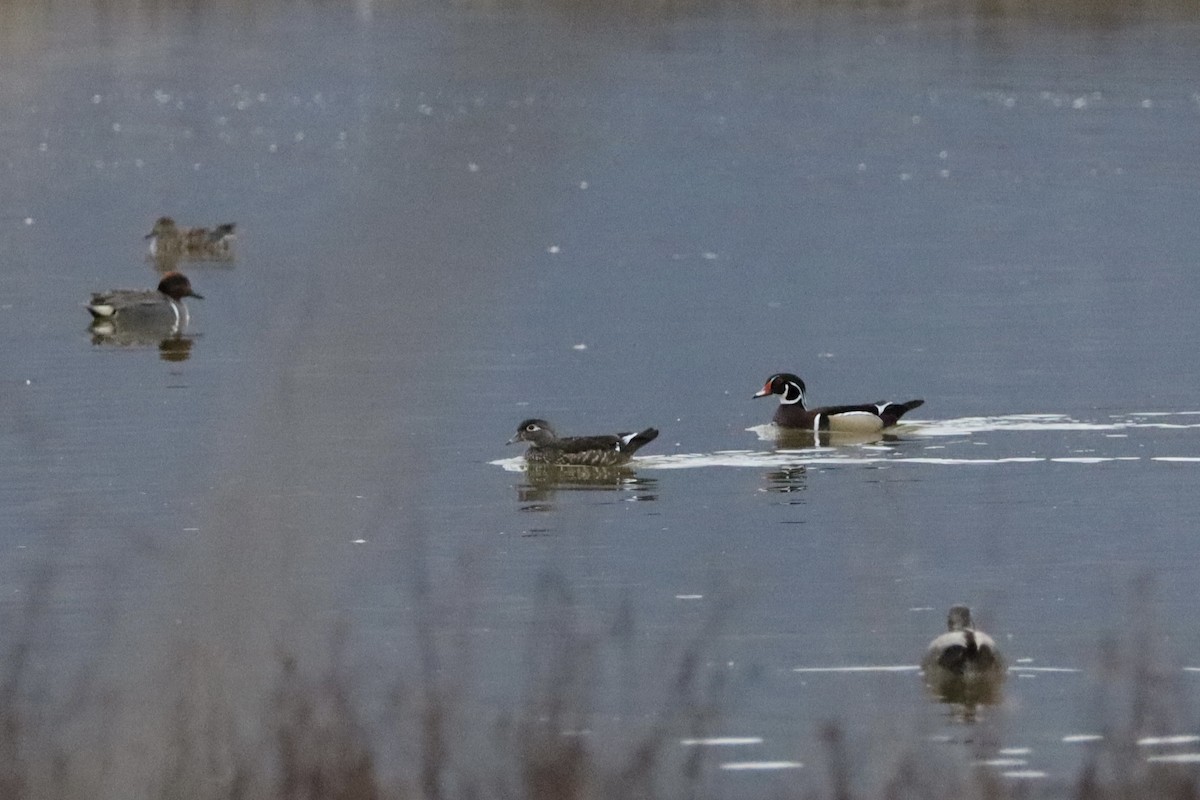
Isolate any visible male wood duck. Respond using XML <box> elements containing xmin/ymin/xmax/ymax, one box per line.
<box><xmin>753</xmin><ymin>372</ymin><xmax>923</xmax><ymax>432</ymax></box>
<box><xmin>86</xmin><ymin>271</ymin><xmax>203</xmax><ymax>329</ymax></box>
<box><xmin>146</xmin><ymin>216</ymin><xmax>237</xmax><ymax>260</ymax></box>
<box><xmin>507</xmin><ymin>419</ymin><xmax>659</xmax><ymax>467</ymax></box>
<box><xmin>921</xmin><ymin>605</ymin><xmax>1006</xmax><ymax>704</ymax></box>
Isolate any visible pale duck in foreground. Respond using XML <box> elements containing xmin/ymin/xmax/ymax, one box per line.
<box><xmin>921</xmin><ymin>605</ymin><xmax>1006</xmax><ymax>704</ymax></box>
<box><xmin>86</xmin><ymin>271</ymin><xmax>203</xmax><ymax>329</ymax></box>
<box><xmin>507</xmin><ymin>419</ymin><xmax>659</xmax><ymax>467</ymax></box>
<box><xmin>145</xmin><ymin>216</ymin><xmax>237</xmax><ymax>260</ymax></box>
<box><xmin>753</xmin><ymin>372</ymin><xmax>923</xmax><ymax>433</ymax></box>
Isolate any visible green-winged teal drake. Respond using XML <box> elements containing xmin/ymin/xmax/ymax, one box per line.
<box><xmin>754</xmin><ymin>372</ymin><xmax>923</xmax><ymax>433</ymax></box>
<box><xmin>86</xmin><ymin>271</ymin><xmax>203</xmax><ymax>329</ymax></box>
<box><xmin>507</xmin><ymin>419</ymin><xmax>659</xmax><ymax>467</ymax></box>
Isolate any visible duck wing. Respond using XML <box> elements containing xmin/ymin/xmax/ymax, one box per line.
<box><xmin>86</xmin><ymin>289</ymin><xmax>159</xmax><ymax>318</ymax></box>
<box><xmin>556</xmin><ymin>434</ymin><xmax>624</xmax><ymax>454</ymax></box>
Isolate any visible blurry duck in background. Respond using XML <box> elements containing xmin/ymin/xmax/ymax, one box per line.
<box><xmin>921</xmin><ymin>605</ymin><xmax>1006</xmax><ymax>705</ymax></box>
<box><xmin>145</xmin><ymin>216</ymin><xmax>236</xmax><ymax>263</ymax></box>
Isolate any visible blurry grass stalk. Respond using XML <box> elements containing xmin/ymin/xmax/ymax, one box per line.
<box><xmin>3</xmin><ymin>572</ymin><xmax>1200</xmax><ymax>798</ymax></box>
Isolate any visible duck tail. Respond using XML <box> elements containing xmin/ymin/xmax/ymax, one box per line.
<box><xmin>880</xmin><ymin>398</ymin><xmax>924</xmax><ymax>426</ymax></box>
<box><xmin>618</xmin><ymin>427</ymin><xmax>659</xmax><ymax>455</ymax></box>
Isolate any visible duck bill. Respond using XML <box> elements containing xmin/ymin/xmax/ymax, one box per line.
<box><xmin>505</xmin><ymin>434</ymin><xmax>520</xmax><ymax>445</ymax></box>
<box><xmin>189</xmin><ymin>292</ymin><xmax>205</xmax><ymax>300</ymax></box>
<box><xmin>752</xmin><ymin>383</ymin><xmax>772</xmax><ymax>399</ymax></box>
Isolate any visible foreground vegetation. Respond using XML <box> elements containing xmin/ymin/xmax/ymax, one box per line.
<box><xmin>0</xmin><ymin>575</ymin><xmax>1196</xmax><ymax>800</ymax></box>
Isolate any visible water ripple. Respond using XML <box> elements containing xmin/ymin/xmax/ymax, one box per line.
<box><xmin>718</xmin><ymin>761</ymin><xmax>803</xmax><ymax>771</ymax></box>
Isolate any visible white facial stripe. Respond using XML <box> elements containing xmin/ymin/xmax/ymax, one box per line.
<box><xmin>780</xmin><ymin>381</ymin><xmax>804</xmax><ymax>405</ymax></box>
<box><xmin>876</xmin><ymin>403</ymin><xmax>890</xmax><ymax>414</ymax></box>
<box><xmin>619</xmin><ymin>432</ymin><xmax>638</xmax><ymax>448</ymax></box>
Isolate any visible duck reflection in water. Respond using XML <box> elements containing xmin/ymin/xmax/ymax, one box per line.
<box><xmin>921</xmin><ymin>605</ymin><xmax>1006</xmax><ymax>708</ymax></box>
<box><xmin>763</xmin><ymin>466</ymin><xmax>808</xmax><ymax>498</ymax></box>
<box><xmin>88</xmin><ymin>324</ymin><xmax>197</xmax><ymax>362</ymax></box>
<box><xmin>516</xmin><ymin>464</ymin><xmax>658</xmax><ymax>510</ymax></box>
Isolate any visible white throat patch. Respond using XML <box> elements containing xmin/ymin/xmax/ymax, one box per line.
<box><xmin>780</xmin><ymin>382</ymin><xmax>805</xmax><ymax>405</ymax></box>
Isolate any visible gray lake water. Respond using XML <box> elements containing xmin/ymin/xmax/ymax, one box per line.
<box><xmin>2</xmin><ymin>0</ymin><xmax>1200</xmax><ymax>794</ymax></box>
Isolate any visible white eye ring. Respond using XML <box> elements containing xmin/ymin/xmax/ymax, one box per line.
<box><xmin>526</xmin><ymin>424</ymin><xmax>540</xmax><ymax>432</ymax></box>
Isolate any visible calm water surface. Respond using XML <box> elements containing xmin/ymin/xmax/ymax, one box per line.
<box><xmin>1</xmin><ymin>0</ymin><xmax>1200</xmax><ymax>793</ymax></box>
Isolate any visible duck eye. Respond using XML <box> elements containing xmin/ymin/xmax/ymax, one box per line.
<box><xmin>526</xmin><ymin>424</ymin><xmax>539</xmax><ymax>432</ymax></box>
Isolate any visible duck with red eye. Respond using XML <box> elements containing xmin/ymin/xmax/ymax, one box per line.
<box><xmin>753</xmin><ymin>372</ymin><xmax>923</xmax><ymax>434</ymax></box>
<box><xmin>507</xmin><ymin>419</ymin><xmax>658</xmax><ymax>467</ymax></box>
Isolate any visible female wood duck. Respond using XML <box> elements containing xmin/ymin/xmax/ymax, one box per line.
<box><xmin>507</xmin><ymin>419</ymin><xmax>659</xmax><ymax>467</ymax></box>
<box><xmin>753</xmin><ymin>372</ymin><xmax>923</xmax><ymax>433</ymax></box>
<box><xmin>921</xmin><ymin>605</ymin><xmax>1006</xmax><ymax>703</ymax></box>
<box><xmin>86</xmin><ymin>271</ymin><xmax>203</xmax><ymax>329</ymax></box>
<box><xmin>145</xmin><ymin>216</ymin><xmax>237</xmax><ymax>260</ymax></box>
